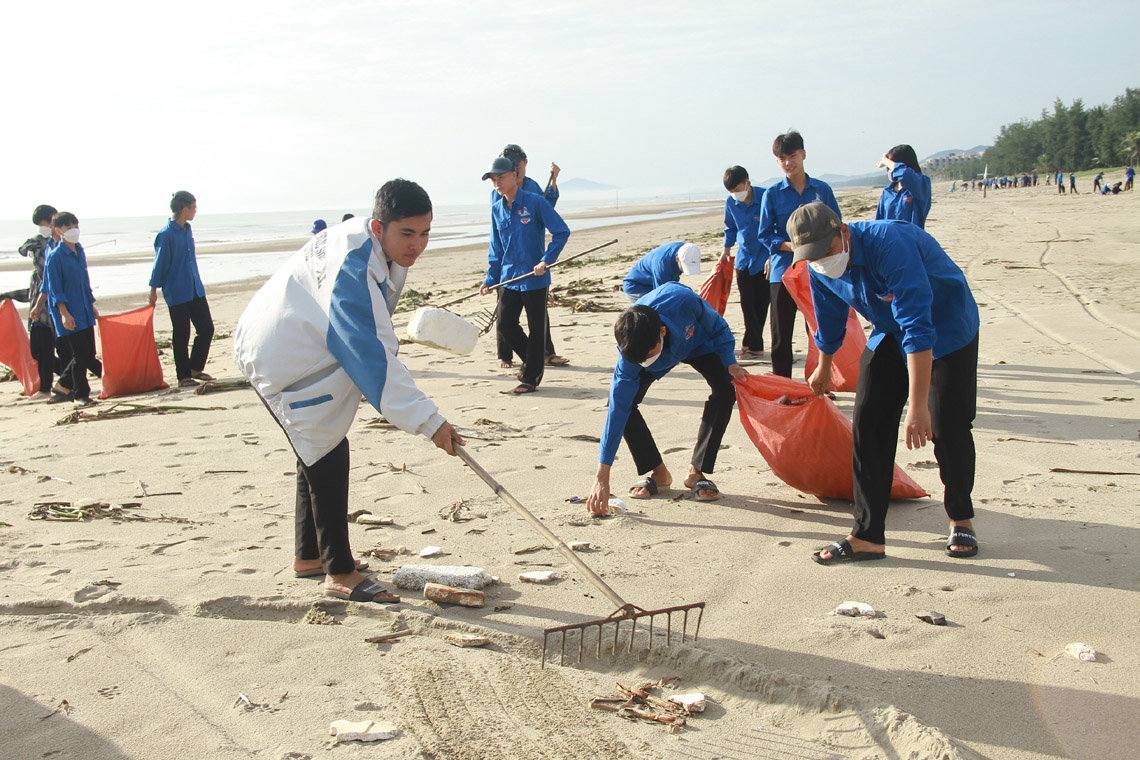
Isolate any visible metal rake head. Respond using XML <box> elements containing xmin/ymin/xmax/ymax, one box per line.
<box><xmin>470</xmin><ymin>308</ymin><xmax>497</xmax><ymax>335</ymax></box>
<box><xmin>542</xmin><ymin>601</ymin><xmax>706</xmax><ymax>668</ymax></box>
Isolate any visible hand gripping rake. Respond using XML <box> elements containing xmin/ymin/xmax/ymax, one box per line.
<box><xmin>455</xmin><ymin>446</ymin><xmax>705</xmax><ymax>667</ymax></box>
<box><xmin>433</xmin><ymin>239</ymin><xmax>618</xmax><ymax>335</ymax></box>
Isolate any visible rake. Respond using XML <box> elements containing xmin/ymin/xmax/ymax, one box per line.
<box><xmin>455</xmin><ymin>445</ymin><xmax>706</xmax><ymax>667</ymax></box>
<box><xmin>433</xmin><ymin>239</ymin><xmax>618</xmax><ymax>335</ymax></box>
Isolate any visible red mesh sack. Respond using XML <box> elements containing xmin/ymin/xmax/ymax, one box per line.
<box><xmin>782</xmin><ymin>260</ymin><xmax>866</xmax><ymax>392</ymax></box>
<box><xmin>96</xmin><ymin>305</ymin><xmax>169</xmax><ymax>399</ymax></box>
<box><xmin>734</xmin><ymin>373</ymin><xmax>926</xmax><ymax>500</ymax></box>
<box><xmin>0</xmin><ymin>299</ymin><xmax>39</xmax><ymax>395</ymax></box>
<box><xmin>698</xmin><ymin>254</ymin><xmax>734</xmax><ymax>316</ymax></box>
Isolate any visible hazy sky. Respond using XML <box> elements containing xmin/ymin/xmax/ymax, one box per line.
<box><xmin>2</xmin><ymin>0</ymin><xmax>1135</xmax><ymax>219</ymax></box>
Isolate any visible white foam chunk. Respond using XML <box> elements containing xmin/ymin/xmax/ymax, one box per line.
<box><xmin>329</xmin><ymin>719</ymin><xmax>399</xmax><ymax>742</ymax></box>
<box><xmin>392</xmin><ymin>564</ymin><xmax>496</xmax><ymax>590</ymax></box>
<box><xmin>407</xmin><ymin>307</ymin><xmax>479</xmax><ymax>356</ymax></box>
<box><xmin>518</xmin><ymin>570</ymin><xmax>556</xmax><ymax>583</ymax></box>
<box><xmin>835</xmin><ymin>601</ymin><xmax>877</xmax><ymax>618</ymax></box>
<box><xmin>668</xmin><ymin>692</ymin><xmax>706</xmax><ymax>712</ymax></box>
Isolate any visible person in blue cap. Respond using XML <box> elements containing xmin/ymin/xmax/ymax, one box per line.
<box><xmin>875</xmin><ymin>145</ymin><xmax>932</xmax><ymax>229</ymax></box>
<box><xmin>586</xmin><ymin>282</ymin><xmax>749</xmax><ymax>510</ymax></box>
<box><xmin>479</xmin><ymin>156</ymin><xmax>570</xmax><ymax>394</ymax></box>
<box><xmin>311</xmin><ymin>219</ymin><xmax>327</xmax><ymax>235</ymax></box>
<box><xmin>722</xmin><ymin>165</ymin><xmax>768</xmax><ymax>359</ymax></box>
<box><xmin>622</xmin><ymin>241</ymin><xmax>702</xmax><ymax>302</ymax></box>
<box><xmin>785</xmin><ymin>203</ymin><xmax>981</xmax><ymax>565</ymax></box>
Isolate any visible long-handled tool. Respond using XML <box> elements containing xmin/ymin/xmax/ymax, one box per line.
<box><xmin>455</xmin><ymin>445</ymin><xmax>705</xmax><ymax>667</ymax></box>
<box><xmin>434</xmin><ymin>239</ymin><xmax>618</xmax><ymax>335</ymax></box>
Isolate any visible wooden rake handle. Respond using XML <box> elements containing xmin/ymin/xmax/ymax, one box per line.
<box><xmin>453</xmin><ymin>445</ymin><xmax>629</xmax><ymax>611</ymax></box>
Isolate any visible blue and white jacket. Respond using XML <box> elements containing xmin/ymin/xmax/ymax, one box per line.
<box><xmin>234</xmin><ymin>217</ymin><xmax>445</xmax><ymax>466</ymax></box>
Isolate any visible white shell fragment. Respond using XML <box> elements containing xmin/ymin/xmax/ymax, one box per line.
<box><xmin>605</xmin><ymin>498</ymin><xmax>627</xmax><ymax>515</ymax></box>
<box><xmin>407</xmin><ymin>307</ymin><xmax>479</xmax><ymax>356</ymax></box>
<box><xmin>518</xmin><ymin>571</ymin><xmax>556</xmax><ymax>583</ymax></box>
<box><xmin>568</xmin><ymin>541</ymin><xmax>592</xmax><ymax>551</ymax></box>
<box><xmin>356</xmin><ymin>514</ymin><xmax>393</xmax><ymax>525</ymax></box>
<box><xmin>668</xmin><ymin>692</ymin><xmax>706</xmax><ymax>712</ymax></box>
<box><xmin>419</xmin><ymin>546</ymin><xmax>444</xmax><ymax>558</ymax></box>
<box><xmin>392</xmin><ymin>565</ymin><xmax>496</xmax><ymax>590</ymax></box>
<box><xmin>329</xmin><ymin>719</ymin><xmax>399</xmax><ymax>742</ymax></box>
<box><xmin>1065</xmin><ymin>642</ymin><xmax>1098</xmax><ymax>662</ymax></box>
<box><xmin>443</xmin><ymin>632</ymin><xmax>491</xmax><ymax>648</ymax></box>
<box><xmin>835</xmin><ymin>601</ymin><xmax>877</xmax><ymax>618</ymax></box>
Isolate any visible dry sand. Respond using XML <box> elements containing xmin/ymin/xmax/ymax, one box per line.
<box><xmin>1</xmin><ymin>182</ymin><xmax>1138</xmax><ymax>760</ymax></box>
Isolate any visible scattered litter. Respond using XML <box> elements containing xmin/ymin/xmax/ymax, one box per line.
<box><xmin>439</xmin><ymin>500</ymin><xmax>475</xmax><ymax>522</ymax></box>
<box><xmin>1050</xmin><ymin>467</ymin><xmax>1139</xmax><ymax>476</ymax></box>
<box><xmin>419</xmin><ymin>546</ymin><xmax>444</xmax><ymax>558</ymax></box>
<box><xmin>360</xmin><ymin>546</ymin><xmax>408</xmax><ymax>560</ymax></box>
<box><xmin>356</xmin><ymin>514</ymin><xmax>393</xmax><ymax>525</ymax></box>
<box><xmin>566</xmin><ymin>496</ymin><xmax>584</xmax><ymax>503</ymax></box>
<box><xmin>915</xmin><ymin>611</ymin><xmax>947</xmax><ymax>626</ymax></box>
<box><xmin>773</xmin><ymin>395</ymin><xmax>809</xmax><ymax>406</ymax></box>
<box><xmin>465</xmin><ymin>528</ymin><xmax>486</xmax><ymax>535</ymax></box>
<box><xmin>329</xmin><ymin>719</ymin><xmax>399</xmax><ymax>743</ymax></box>
<box><xmin>443</xmin><ymin>632</ymin><xmax>490</xmax><ymax>648</ymax></box>
<box><xmin>1065</xmin><ymin>642</ymin><xmax>1098</xmax><ymax>662</ymax></box>
<box><xmin>55</xmin><ymin>401</ymin><xmax>223</xmax><ymax>426</ymax></box>
<box><xmin>28</xmin><ymin>501</ymin><xmax>197</xmax><ymax>524</ymax></box>
<box><xmin>834</xmin><ymin>601</ymin><xmax>877</xmax><ymax>618</ymax></box>
<box><xmin>364</xmin><ymin>629</ymin><xmax>414</xmax><ymax>644</ymax></box>
<box><xmin>591</xmin><ymin>677</ymin><xmax>692</xmax><ymax>732</ymax></box>
<box><xmin>423</xmin><ymin>583</ymin><xmax>485</xmax><ymax>607</ymax></box>
<box><xmin>66</xmin><ymin>647</ymin><xmax>93</xmax><ymax>663</ymax></box>
<box><xmin>392</xmin><ymin>565</ymin><xmax>496</xmax><ymax>590</ymax></box>
<box><xmin>604</xmin><ymin>498</ymin><xmax>627</xmax><ymax>516</ymax></box>
<box><xmin>420</xmin><ymin>528</ymin><xmax>436</xmax><ymax>534</ymax></box>
<box><xmin>40</xmin><ymin>699</ymin><xmax>71</xmax><ymax>720</ymax></box>
<box><xmin>569</xmin><ymin>541</ymin><xmax>592</xmax><ymax>551</ymax></box>
<box><xmin>1008</xmin><ymin>573</ymin><xmax>1016</xmax><ymax>577</ymax></box>
<box><xmin>667</xmin><ymin>693</ymin><xmax>706</xmax><ymax>713</ymax></box>
<box><xmin>519</xmin><ymin>570</ymin><xmax>556</xmax><ymax>584</ymax></box>
<box><xmin>513</xmin><ymin>544</ymin><xmax>550</xmax><ymax>555</ymax></box>
<box><xmin>194</xmin><ymin>379</ymin><xmax>250</xmax><ymax>395</ymax></box>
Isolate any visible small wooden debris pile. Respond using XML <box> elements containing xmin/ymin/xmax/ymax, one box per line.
<box><xmin>590</xmin><ymin>676</ymin><xmax>701</xmax><ymax>733</ymax></box>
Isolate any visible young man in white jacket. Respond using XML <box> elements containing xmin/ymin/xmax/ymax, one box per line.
<box><xmin>235</xmin><ymin>179</ymin><xmax>463</xmax><ymax>603</ymax></box>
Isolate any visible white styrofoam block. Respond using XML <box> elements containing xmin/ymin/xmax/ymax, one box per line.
<box><xmin>407</xmin><ymin>307</ymin><xmax>479</xmax><ymax>356</ymax></box>
<box><xmin>392</xmin><ymin>564</ymin><xmax>496</xmax><ymax>590</ymax></box>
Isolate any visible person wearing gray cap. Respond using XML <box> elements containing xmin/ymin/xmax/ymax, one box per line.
<box><xmin>785</xmin><ymin>203</ymin><xmax>981</xmax><ymax>565</ymax></box>
<box><xmin>480</xmin><ymin>157</ymin><xmax>570</xmax><ymax>394</ymax></box>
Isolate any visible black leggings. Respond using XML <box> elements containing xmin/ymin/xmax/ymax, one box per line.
<box><xmin>59</xmin><ymin>327</ymin><xmax>102</xmax><ymax>400</ymax></box>
<box><xmin>168</xmin><ymin>296</ymin><xmax>214</xmax><ymax>380</ymax></box>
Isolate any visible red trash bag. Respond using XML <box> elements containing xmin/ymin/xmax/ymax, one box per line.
<box><xmin>0</xmin><ymin>299</ymin><xmax>39</xmax><ymax>396</ymax></box>
<box><xmin>96</xmin><ymin>305</ymin><xmax>169</xmax><ymax>399</ymax></box>
<box><xmin>698</xmin><ymin>254</ymin><xmax>734</xmax><ymax>316</ymax></box>
<box><xmin>734</xmin><ymin>373</ymin><xmax>926</xmax><ymax>500</ymax></box>
<box><xmin>782</xmin><ymin>260</ymin><xmax>865</xmax><ymax>392</ymax></box>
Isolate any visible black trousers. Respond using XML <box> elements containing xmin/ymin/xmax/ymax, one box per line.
<box><xmin>29</xmin><ymin>323</ymin><xmax>57</xmax><ymax>393</ymax></box>
<box><xmin>169</xmin><ymin>296</ymin><xmax>214</xmax><ymax>380</ymax></box>
<box><xmin>768</xmin><ymin>281</ymin><xmax>798</xmax><ymax>377</ymax></box>
<box><xmin>496</xmin><ymin>289</ymin><xmax>555</xmax><ymax>362</ymax></box>
<box><xmin>498</xmin><ymin>287</ymin><xmax>548</xmax><ymax>386</ymax></box>
<box><xmin>736</xmin><ymin>268</ymin><xmax>770</xmax><ymax>352</ymax></box>
<box><xmin>60</xmin><ymin>327</ymin><xmax>102</xmax><ymax>400</ymax></box>
<box><xmin>851</xmin><ymin>333</ymin><xmax>979</xmax><ymax>545</ymax></box>
<box><xmin>622</xmin><ymin>353</ymin><xmax>736</xmax><ymax>475</ymax></box>
<box><xmin>294</xmin><ymin>437</ymin><xmax>355</xmax><ymax>575</ymax></box>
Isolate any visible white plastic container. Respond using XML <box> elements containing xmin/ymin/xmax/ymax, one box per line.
<box><xmin>407</xmin><ymin>307</ymin><xmax>479</xmax><ymax>355</ymax></box>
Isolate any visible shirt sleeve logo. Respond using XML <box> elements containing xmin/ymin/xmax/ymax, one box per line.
<box><xmin>685</xmin><ymin>324</ymin><xmax>695</xmax><ymax>340</ymax></box>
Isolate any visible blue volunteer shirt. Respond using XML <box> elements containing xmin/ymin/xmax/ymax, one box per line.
<box><xmin>722</xmin><ymin>189</ymin><xmax>768</xmax><ymax>275</ymax></box>
<box><xmin>488</xmin><ymin>175</ymin><xmax>559</xmax><ymax>207</ymax></box>
<box><xmin>484</xmin><ymin>189</ymin><xmax>570</xmax><ymax>291</ymax></box>
<box><xmin>41</xmin><ymin>240</ymin><xmax>96</xmax><ymax>336</ymax></box>
<box><xmin>150</xmin><ymin>220</ymin><xmax>206</xmax><ymax>307</ymax></box>
<box><xmin>875</xmin><ymin>165</ymin><xmax>932</xmax><ymax>229</ymax></box>
<box><xmin>808</xmin><ymin>220</ymin><xmax>978</xmax><ymax>361</ymax></box>
<box><xmin>598</xmin><ymin>283</ymin><xmax>737</xmax><ymax>466</ymax></box>
<box><xmin>623</xmin><ymin>242</ymin><xmax>685</xmax><ymax>298</ymax></box>
<box><xmin>758</xmin><ymin>176</ymin><xmax>841</xmax><ymax>284</ymax></box>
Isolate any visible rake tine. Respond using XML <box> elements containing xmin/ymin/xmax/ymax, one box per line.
<box><xmin>682</xmin><ymin>608</ymin><xmax>690</xmax><ymax>643</ymax></box>
<box><xmin>694</xmin><ymin>605</ymin><xmax>704</xmax><ymax>642</ymax></box>
<box><xmin>627</xmin><ymin>618</ymin><xmax>636</xmax><ymax>654</ymax></box>
<box><xmin>648</xmin><ymin>615</ymin><xmax>654</xmax><ymax>651</ymax></box>
<box><xmin>666</xmin><ymin>611</ymin><xmax>673</xmax><ymax>647</ymax></box>
<box><xmin>577</xmin><ymin>627</ymin><xmax>585</xmax><ymax>664</ymax></box>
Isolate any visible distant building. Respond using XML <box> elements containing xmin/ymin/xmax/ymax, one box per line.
<box><xmin>921</xmin><ymin>151</ymin><xmax>985</xmax><ymax>172</ymax></box>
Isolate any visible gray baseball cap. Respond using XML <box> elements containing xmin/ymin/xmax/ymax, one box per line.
<box><xmin>787</xmin><ymin>203</ymin><xmax>842</xmax><ymax>263</ymax></box>
<box><xmin>482</xmin><ymin>156</ymin><xmax>516</xmax><ymax>181</ymax></box>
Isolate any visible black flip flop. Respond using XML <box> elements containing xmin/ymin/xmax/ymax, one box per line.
<box><xmin>692</xmin><ymin>478</ymin><xmax>721</xmax><ymax>502</ymax></box>
<box><xmin>946</xmin><ymin>526</ymin><xmax>979</xmax><ymax>558</ymax></box>
<box><xmin>628</xmin><ymin>476</ymin><xmax>658</xmax><ymax>500</ymax></box>
<box><xmin>811</xmin><ymin>538</ymin><xmax>887</xmax><ymax>565</ymax></box>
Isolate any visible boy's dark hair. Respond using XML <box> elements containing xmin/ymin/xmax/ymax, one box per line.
<box><xmin>772</xmin><ymin>130</ymin><xmax>805</xmax><ymax>157</ymax></box>
<box><xmin>170</xmin><ymin>191</ymin><xmax>196</xmax><ymax>216</ymax></box>
<box><xmin>886</xmin><ymin>144</ymin><xmax>922</xmax><ymax>174</ymax></box>
<box><xmin>723</xmin><ymin>166</ymin><xmax>749</xmax><ymax>191</ymax></box>
<box><xmin>615</xmin><ymin>305</ymin><xmax>663</xmax><ymax>364</ymax></box>
<box><xmin>341</xmin><ymin>213</ymin><xmax>355</xmax><ymax>222</ymax></box>
<box><xmin>373</xmin><ymin>179</ymin><xmax>432</xmax><ymax>224</ymax></box>
<box><xmin>52</xmin><ymin>212</ymin><xmax>79</xmax><ymax>228</ymax></box>
<box><xmin>33</xmin><ymin>205</ymin><xmax>58</xmax><ymax>225</ymax></box>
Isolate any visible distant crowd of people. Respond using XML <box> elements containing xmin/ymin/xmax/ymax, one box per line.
<box><xmin>948</xmin><ymin>166</ymin><xmax>1134</xmax><ymax>195</ymax></box>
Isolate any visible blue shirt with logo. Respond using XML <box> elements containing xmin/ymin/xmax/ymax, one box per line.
<box><xmin>808</xmin><ymin>220</ymin><xmax>978</xmax><ymax>360</ymax></box>
<box><xmin>598</xmin><ymin>282</ymin><xmax>737</xmax><ymax>465</ymax></box>
<box><xmin>150</xmin><ymin>220</ymin><xmax>206</xmax><ymax>307</ymax></box>
<box><xmin>722</xmin><ymin>190</ymin><xmax>768</xmax><ymax>275</ymax></box>
<box><xmin>623</xmin><ymin>242</ymin><xmax>685</xmax><ymax>298</ymax></box>
<box><xmin>876</xmin><ymin>165</ymin><xmax>932</xmax><ymax>229</ymax></box>
<box><xmin>41</xmin><ymin>241</ymin><xmax>96</xmax><ymax>336</ymax></box>
<box><xmin>484</xmin><ymin>189</ymin><xmax>570</xmax><ymax>291</ymax></box>
<box><xmin>758</xmin><ymin>175</ymin><xmax>841</xmax><ymax>284</ymax></box>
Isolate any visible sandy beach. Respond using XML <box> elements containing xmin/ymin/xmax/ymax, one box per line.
<box><xmin>2</xmin><ymin>181</ymin><xmax>1139</xmax><ymax>760</ymax></box>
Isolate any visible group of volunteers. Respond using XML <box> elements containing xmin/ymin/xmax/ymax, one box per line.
<box><xmin>12</xmin><ymin>131</ymin><xmax>982</xmax><ymax>605</ymax></box>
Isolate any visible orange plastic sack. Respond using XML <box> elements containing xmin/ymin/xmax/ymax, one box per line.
<box><xmin>734</xmin><ymin>373</ymin><xmax>926</xmax><ymax>500</ymax></box>
<box><xmin>782</xmin><ymin>260</ymin><xmax>865</xmax><ymax>392</ymax></box>
<box><xmin>698</xmin><ymin>254</ymin><xmax>734</xmax><ymax>316</ymax></box>
<box><xmin>96</xmin><ymin>305</ymin><xmax>169</xmax><ymax>399</ymax></box>
<box><xmin>0</xmin><ymin>299</ymin><xmax>39</xmax><ymax>395</ymax></box>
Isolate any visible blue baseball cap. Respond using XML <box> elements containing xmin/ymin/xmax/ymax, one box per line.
<box><xmin>311</xmin><ymin>219</ymin><xmax>327</xmax><ymax>234</ymax></box>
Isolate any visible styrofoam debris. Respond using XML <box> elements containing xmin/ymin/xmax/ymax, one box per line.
<box><xmin>444</xmin><ymin>632</ymin><xmax>491</xmax><ymax>648</ymax></box>
<box><xmin>419</xmin><ymin>546</ymin><xmax>444</xmax><ymax>558</ymax></box>
<box><xmin>835</xmin><ymin>601</ymin><xmax>877</xmax><ymax>618</ymax></box>
<box><xmin>392</xmin><ymin>565</ymin><xmax>496</xmax><ymax>590</ymax></box>
<box><xmin>568</xmin><ymin>541</ymin><xmax>592</xmax><ymax>551</ymax></box>
<box><xmin>605</xmin><ymin>498</ymin><xmax>627</xmax><ymax>515</ymax></box>
<box><xmin>1065</xmin><ymin>642</ymin><xmax>1098</xmax><ymax>662</ymax></box>
<box><xmin>329</xmin><ymin>719</ymin><xmax>399</xmax><ymax>742</ymax></box>
<box><xmin>407</xmin><ymin>307</ymin><xmax>479</xmax><ymax>355</ymax></box>
<box><xmin>356</xmin><ymin>514</ymin><xmax>393</xmax><ymax>525</ymax></box>
<box><xmin>518</xmin><ymin>570</ymin><xmax>556</xmax><ymax>583</ymax></box>
<box><xmin>668</xmin><ymin>692</ymin><xmax>706</xmax><ymax>712</ymax></box>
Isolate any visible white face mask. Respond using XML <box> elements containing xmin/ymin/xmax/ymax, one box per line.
<box><xmin>639</xmin><ymin>339</ymin><xmax>664</xmax><ymax>368</ymax></box>
<box><xmin>809</xmin><ymin>235</ymin><xmax>850</xmax><ymax>279</ymax></box>
<box><xmin>730</xmin><ymin>189</ymin><xmax>749</xmax><ymax>203</ymax></box>
<box><xmin>62</xmin><ymin>228</ymin><xmax>81</xmax><ymax>244</ymax></box>
<box><xmin>38</xmin><ymin>225</ymin><xmax>52</xmax><ymax>238</ymax></box>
